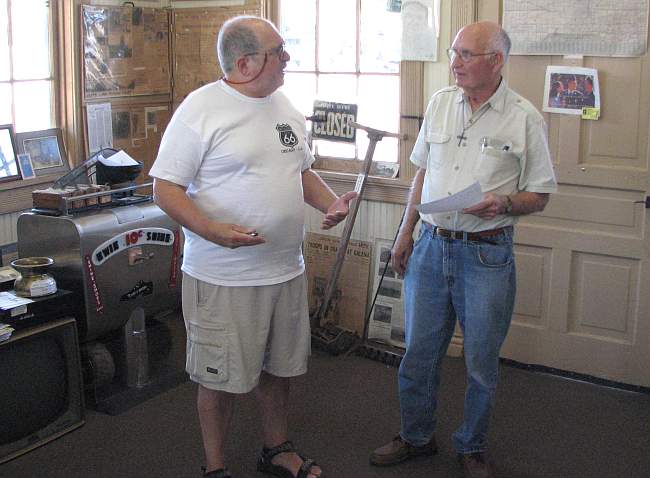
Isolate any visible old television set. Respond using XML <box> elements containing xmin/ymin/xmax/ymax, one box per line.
<box><xmin>0</xmin><ymin>318</ymin><xmax>85</xmax><ymax>464</ymax></box>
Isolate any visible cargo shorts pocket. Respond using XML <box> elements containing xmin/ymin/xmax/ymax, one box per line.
<box><xmin>186</xmin><ymin>322</ymin><xmax>230</xmax><ymax>385</ymax></box>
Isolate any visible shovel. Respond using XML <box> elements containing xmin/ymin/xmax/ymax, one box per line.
<box><xmin>310</xmin><ymin>121</ymin><xmax>403</xmax><ymax>355</ymax></box>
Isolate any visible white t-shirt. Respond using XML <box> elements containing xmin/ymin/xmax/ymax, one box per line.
<box><xmin>149</xmin><ymin>80</ymin><xmax>314</xmax><ymax>286</ymax></box>
<box><xmin>410</xmin><ymin>80</ymin><xmax>557</xmax><ymax>232</ymax></box>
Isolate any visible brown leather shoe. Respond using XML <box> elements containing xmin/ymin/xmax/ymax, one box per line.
<box><xmin>458</xmin><ymin>452</ymin><xmax>495</xmax><ymax>478</ymax></box>
<box><xmin>370</xmin><ymin>435</ymin><xmax>437</xmax><ymax>467</ymax></box>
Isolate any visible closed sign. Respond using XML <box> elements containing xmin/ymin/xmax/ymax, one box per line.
<box><xmin>311</xmin><ymin>101</ymin><xmax>358</xmax><ymax>143</ymax></box>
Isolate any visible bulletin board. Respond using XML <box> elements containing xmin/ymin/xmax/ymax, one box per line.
<box><xmin>109</xmin><ymin>101</ymin><xmax>172</xmax><ymax>186</ymax></box>
<box><xmin>82</xmin><ymin>5</ymin><xmax>171</xmax><ymax>100</ymax></box>
<box><xmin>171</xmin><ymin>0</ymin><xmax>261</xmax><ymax>107</ymax></box>
<box><xmin>80</xmin><ymin>1</ymin><xmax>262</xmax><ymax>172</ymax></box>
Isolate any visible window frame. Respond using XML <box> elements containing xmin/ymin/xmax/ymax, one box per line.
<box><xmin>1</xmin><ymin>0</ymin><xmax>56</xmax><ymax>136</ymax></box>
<box><xmin>269</xmin><ymin>0</ymin><xmax>423</xmax><ymax>204</ymax></box>
<box><xmin>0</xmin><ymin>0</ymin><xmax>82</xmax><ymax>214</ymax></box>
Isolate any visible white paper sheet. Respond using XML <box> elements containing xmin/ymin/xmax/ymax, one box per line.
<box><xmin>416</xmin><ymin>181</ymin><xmax>483</xmax><ymax>214</ymax></box>
<box><xmin>87</xmin><ymin>103</ymin><xmax>113</xmax><ymax>154</ymax></box>
<box><xmin>98</xmin><ymin>150</ymin><xmax>139</xmax><ymax>167</ymax></box>
<box><xmin>0</xmin><ymin>291</ymin><xmax>33</xmax><ymax>310</ymax></box>
<box><xmin>400</xmin><ymin>0</ymin><xmax>440</xmax><ymax>62</ymax></box>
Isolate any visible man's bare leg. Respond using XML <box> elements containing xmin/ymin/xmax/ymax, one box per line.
<box><xmin>254</xmin><ymin>372</ymin><xmax>322</xmax><ymax>478</ymax></box>
<box><xmin>198</xmin><ymin>385</ymin><xmax>235</xmax><ymax>474</ymax></box>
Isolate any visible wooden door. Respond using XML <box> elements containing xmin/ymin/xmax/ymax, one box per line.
<box><xmin>502</xmin><ymin>43</ymin><xmax>650</xmax><ymax>387</ymax></box>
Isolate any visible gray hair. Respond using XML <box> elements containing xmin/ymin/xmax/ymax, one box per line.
<box><xmin>217</xmin><ymin>16</ymin><xmax>263</xmax><ymax>73</ymax></box>
<box><xmin>493</xmin><ymin>28</ymin><xmax>511</xmax><ymax>61</ymax></box>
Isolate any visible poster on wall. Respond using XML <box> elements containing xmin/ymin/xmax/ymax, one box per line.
<box><xmin>503</xmin><ymin>0</ymin><xmax>648</xmax><ymax>57</ymax></box>
<box><xmin>367</xmin><ymin>238</ymin><xmax>405</xmax><ymax>348</ymax></box>
<box><xmin>401</xmin><ymin>0</ymin><xmax>440</xmax><ymax>61</ymax></box>
<box><xmin>542</xmin><ymin>66</ymin><xmax>600</xmax><ymax>115</ymax></box>
<box><xmin>304</xmin><ymin>232</ymin><xmax>371</xmax><ymax>336</ymax></box>
<box><xmin>81</xmin><ymin>5</ymin><xmax>171</xmax><ymax>100</ymax></box>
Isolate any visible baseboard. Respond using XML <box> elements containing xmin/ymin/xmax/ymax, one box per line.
<box><xmin>357</xmin><ymin>340</ymin><xmax>650</xmax><ymax>395</ymax></box>
<box><xmin>500</xmin><ymin>358</ymin><xmax>650</xmax><ymax>395</ymax></box>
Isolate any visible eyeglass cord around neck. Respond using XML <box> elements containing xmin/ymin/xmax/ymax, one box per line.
<box><xmin>221</xmin><ymin>53</ymin><xmax>269</xmax><ymax>86</ymax></box>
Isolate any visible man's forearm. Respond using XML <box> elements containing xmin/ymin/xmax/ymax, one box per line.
<box><xmin>508</xmin><ymin>191</ymin><xmax>550</xmax><ymax>216</ymax></box>
<box><xmin>153</xmin><ymin>178</ymin><xmax>211</xmax><ymax>237</ymax></box>
<box><xmin>399</xmin><ymin>168</ymin><xmax>426</xmax><ymax>237</ymax></box>
<box><xmin>302</xmin><ymin>168</ymin><xmax>338</xmax><ymax>213</ymax></box>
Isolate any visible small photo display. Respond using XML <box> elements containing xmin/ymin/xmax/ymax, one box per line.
<box><xmin>543</xmin><ymin>66</ymin><xmax>600</xmax><ymax>115</ymax></box>
<box><xmin>23</xmin><ymin>135</ymin><xmax>64</xmax><ymax>170</ymax></box>
<box><xmin>17</xmin><ymin>153</ymin><xmax>35</xmax><ymax>179</ymax></box>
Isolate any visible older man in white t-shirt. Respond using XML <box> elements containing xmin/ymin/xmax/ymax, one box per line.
<box><xmin>150</xmin><ymin>15</ymin><xmax>355</xmax><ymax>478</ymax></box>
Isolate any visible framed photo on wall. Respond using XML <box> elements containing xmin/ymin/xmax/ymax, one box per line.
<box><xmin>15</xmin><ymin>128</ymin><xmax>69</xmax><ymax>177</ymax></box>
<box><xmin>0</xmin><ymin>124</ymin><xmax>21</xmax><ymax>183</ymax></box>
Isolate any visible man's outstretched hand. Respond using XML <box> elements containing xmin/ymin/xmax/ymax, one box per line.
<box><xmin>321</xmin><ymin>191</ymin><xmax>358</xmax><ymax>229</ymax></box>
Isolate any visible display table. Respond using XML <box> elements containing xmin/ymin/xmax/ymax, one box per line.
<box><xmin>0</xmin><ymin>289</ymin><xmax>78</xmax><ymax>331</ymax></box>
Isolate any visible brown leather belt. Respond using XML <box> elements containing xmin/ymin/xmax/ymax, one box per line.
<box><xmin>422</xmin><ymin>222</ymin><xmax>512</xmax><ymax>242</ymax></box>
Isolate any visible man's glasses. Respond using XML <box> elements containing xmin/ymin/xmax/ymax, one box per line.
<box><xmin>446</xmin><ymin>48</ymin><xmax>496</xmax><ymax>63</ymax></box>
<box><xmin>245</xmin><ymin>42</ymin><xmax>285</xmax><ymax>59</ymax></box>
<box><xmin>266</xmin><ymin>43</ymin><xmax>285</xmax><ymax>57</ymax></box>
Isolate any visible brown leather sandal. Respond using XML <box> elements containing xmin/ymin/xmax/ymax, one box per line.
<box><xmin>256</xmin><ymin>440</ymin><xmax>324</xmax><ymax>478</ymax></box>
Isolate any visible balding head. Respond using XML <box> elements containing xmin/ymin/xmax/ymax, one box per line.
<box><xmin>450</xmin><ymin>21</ymin><xmax>511</xmax><ymax>103</ymax></box>
<box><xmin>217</xmin><ymin>16</ymin><xmax>275</xmax><ymax>73</ymax></box>
<box><xmin>458</xmin><ymin>21</ymin><xmax>511</xmax><ymax>62</ymax></box>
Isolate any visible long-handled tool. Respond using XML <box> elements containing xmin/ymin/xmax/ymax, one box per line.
<box><xmin>310</xmin><ymin>121</ymin><xmax>403</xmax><ymax>355</ymax></box>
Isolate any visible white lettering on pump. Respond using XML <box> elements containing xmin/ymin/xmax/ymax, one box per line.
<box><xmin>91</xmin><ymin>227</ymin><xmax>175</xmax><ymax>266</ymax></box>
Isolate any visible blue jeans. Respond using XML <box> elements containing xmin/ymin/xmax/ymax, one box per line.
<box><xmin>398</xmin><ymin>223</ymin><xmax>516</xmax><ymax>454</ymax></box>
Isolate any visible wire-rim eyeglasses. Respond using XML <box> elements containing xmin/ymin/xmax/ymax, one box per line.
<box><xmin>446</xmin><ymin>48</ymin><xmax>496</xmax><ymax>62</ymax></box>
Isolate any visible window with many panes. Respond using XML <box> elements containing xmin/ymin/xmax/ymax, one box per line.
<box><xmin>278</xmin><ymin>0</ymin><xmax>401</xmax><ymax>174</ymax></box>
<box><xmin>0</xmin><ymin>0</ymin><xmax>54</xmax><ymax>133</ymax></box>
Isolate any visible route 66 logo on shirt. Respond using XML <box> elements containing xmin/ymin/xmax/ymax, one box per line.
<box><xmin>276</xmin><ymin>123</ymin><xmax>299</xmax><ymax>147</ymax></box>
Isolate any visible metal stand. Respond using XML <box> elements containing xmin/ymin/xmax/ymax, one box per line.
<box><xmin>310</xmin><ymin>122</ymin><xmax>403</xmax><ymax>355</ymax></box>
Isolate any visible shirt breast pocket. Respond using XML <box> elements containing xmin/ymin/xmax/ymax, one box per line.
<box><xmin>426</xmin><ymin>131</ymin><xmax>451</xmax><ymax>169</ymax></box>
<box><xmin>474</xmin><ymin>142</ymin><xmax>520</xmax><ymax>191</ymax></box>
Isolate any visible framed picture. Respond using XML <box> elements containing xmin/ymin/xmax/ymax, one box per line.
<box><xmin>0</xmin><ymin>124</ymin><xmax>21</xmax><ymax>183</ymax></box>
<box><xmin>15</xmin><ymin>128</ymin><xmax>69</xmax><ymax>177</ymax></box>
<box><xmin>17</xmin><ymin>153</ymin><xmax>35</xmax><ymax>179</ymax></box>
<box><xmin>543</xmin><ymin>65</ymin><xmax>600</xmax><ymax>115</ymax></box>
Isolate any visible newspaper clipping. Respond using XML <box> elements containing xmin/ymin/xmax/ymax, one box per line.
<box><xmin>304</xmin><ymin>233</ymin><xmax>372</xmax><ymax>335</ymax></box>
<box><xmin>368</xmin><ymin>238</ymin><xmax>405</xmax><ymax>348</ymax></box>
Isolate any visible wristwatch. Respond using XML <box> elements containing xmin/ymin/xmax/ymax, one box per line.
<box><xmin>504</xmin><ymin>195</ymin><xmax>513</xmax><ymax>214</ymax></box>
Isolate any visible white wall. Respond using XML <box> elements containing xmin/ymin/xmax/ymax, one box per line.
<box><xmin>1</xmin><ymin>211</ymin><xmax>24</xmax><ymax>246</ymax></box>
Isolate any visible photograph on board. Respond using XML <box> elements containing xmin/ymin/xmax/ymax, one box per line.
<box><xmin>543</xmin><ymin>66</ymin><xmax>600</xmax><ymax>115</ymax></box>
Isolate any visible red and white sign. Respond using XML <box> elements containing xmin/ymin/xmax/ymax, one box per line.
<box><xmin>84</xmin><ymin>254</ymin><xmax>104</xmax><ymax>313</ymax></box>
<box><xmin>92</xmin><ymin>227</ymin><xmax>175</xmax><ymax>266</ymax></box>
